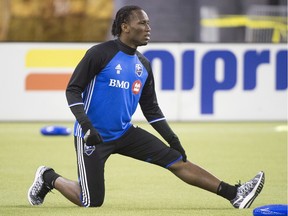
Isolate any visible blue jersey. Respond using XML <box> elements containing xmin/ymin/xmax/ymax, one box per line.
<box><xmin>66</xmin><ymin>39</ymin><xmax>165</xmax><ymax>142</ymax></box>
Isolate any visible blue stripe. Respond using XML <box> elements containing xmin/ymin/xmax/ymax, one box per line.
<box><xmin>84</xmin><ymin>77</ymin><xmax>96</xmax><ymax>112</ymax></box>
<box><xmin>165</xmin><ymin>156</ymin><xmax>183</xmax><ymax>168</ymax></box>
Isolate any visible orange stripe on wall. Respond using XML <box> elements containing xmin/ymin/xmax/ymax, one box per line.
<box><xmin>26</xmin><ymin>73</ymin><xmax>71</xmax><ymax>90</ymax></box>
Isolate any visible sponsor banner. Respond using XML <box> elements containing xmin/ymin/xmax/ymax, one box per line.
<box><xmin>0</xmin><ymin>43</ymin><xmax>286</xmax><ymax>121</ymax></box>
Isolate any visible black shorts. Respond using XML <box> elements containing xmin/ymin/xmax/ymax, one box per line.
<box><xmin>74</xmin><ymin>125</ymin><xmax>182</xmax><ymax>207</ymax></box>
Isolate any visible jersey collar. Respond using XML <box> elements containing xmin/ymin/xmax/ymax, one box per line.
<box><xmin>115</xmin><ymin>39</ymin><xmax>137</xmax><ymax>55</ymax></box>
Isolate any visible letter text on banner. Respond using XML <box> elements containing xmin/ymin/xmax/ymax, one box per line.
<box><xmin>244</xmin><ymin>50</ymin><xmax>270</xmax><ymax>90</ymax></box>
<box><xmin>201</xmin><ymin>50</ymin><xmax>237</xmax><ymax>114</ymax></box>
<box><xmin>144</xmin><ymin>50</ymin><xmax>175</xmax><ymax>90</ymax></box>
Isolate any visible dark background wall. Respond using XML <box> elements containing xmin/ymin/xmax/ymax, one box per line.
<box><xmin>114</xmin><ymin>0</ymin><xmax>287</xmax><ymax>43</ymax></box>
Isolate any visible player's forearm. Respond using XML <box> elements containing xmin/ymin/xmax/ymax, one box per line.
<box><xmin>150</xmin><ymin>119</ymin><xmax>175</xmax><ymax>143</ymax></box>
<box><xmin>66</xmin><ymin>84</ymin><xmax>84</xmax><ymax>107</ymax></box>
<box><xmin>68</xmin><ymin>104</ymin><xmax>89</xmax><ymax>125</ymax></box>
<box><xmin>68</xmin><ymin>101</ymin><xmax>102</xmax><ymax>145</ymax></box>
<box><xmin>66</xmin><ymin>86</ymin><xmax>92</xmax><ymax>130</ymax></box>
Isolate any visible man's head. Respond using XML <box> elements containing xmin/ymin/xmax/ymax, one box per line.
<box><xmin>111</xmin><ymin>5</ymin><xmax>151</xmax><ymax>49</ymax></box>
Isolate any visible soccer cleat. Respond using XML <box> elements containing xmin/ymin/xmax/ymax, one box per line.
<box><xmin>27</xmin><ymin>166</ymin><xmax>53</xmax><ymax>205</ymax></box>
<box><xmin>230</xmin><ymin>171</ymin><xmax>265</xmax><ymax>209</ymax></box>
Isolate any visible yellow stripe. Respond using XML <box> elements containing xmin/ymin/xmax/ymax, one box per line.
<box><xmin>201</xmin><ymin>16</ymin><xmax>248</xmax><ymax>27</ymax></box>
<box><xmin>246</xmin><ymin>20</ymin><xmax>287</xmax><ymax>29</ymax></box>
<box><xmin>201</xmin><ymin>16</ymin><xmax>288</xmax><ymax>29</ymax></box>
<box><xmin>201</xmin><ymin>15</ymin><xmax>288</xmax><ymax>43</ymax></box>
<box><xmin>26</xmin><ymin>49</ymin><xmax>86</xmax><ymax>68</ymax></box>
<box><xmin>272</xmin><ymin>30</ymin><xmax>280</xmax><ymax>43</ymax></box>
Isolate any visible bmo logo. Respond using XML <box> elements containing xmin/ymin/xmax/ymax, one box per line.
<box><xmin>132</xmin><ymin>80</ymin><xmax>142</xmax><ymax>94</ymax></box>
<box><xmin>109</xmin><ymin>79</ymin><xmax>130</xmax><ymax>89</ymax></box>
<box><xmin>109</xmin><ymin>79</ymin><xmax>142</xmax><ymax>95</ymax></box>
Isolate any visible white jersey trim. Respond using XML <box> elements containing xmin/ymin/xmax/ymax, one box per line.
<box><xmin>69</xmin><ymin>102</ymin><xmax>84</xmax><ymax>107</ymax></box>
<box><xmin>148</xmin><ymin>117</ymin><xmax>166</xmax><ymax>124</ymax></box>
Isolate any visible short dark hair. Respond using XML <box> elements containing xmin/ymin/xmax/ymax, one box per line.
<box><xmin>111</xmin><ymin>5</ymin><xmax>143</xmax><ymax>37</ymax></box>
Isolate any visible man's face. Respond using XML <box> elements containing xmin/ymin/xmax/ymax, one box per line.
<box><xmin>124</xmin><ymin>10</ymin><xmax>151</xmax><ymax>48</ymax></box>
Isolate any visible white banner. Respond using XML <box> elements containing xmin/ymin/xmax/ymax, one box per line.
<box><xmin>0</xmin><ymin>43</ymin><xmax>286</xmax><ymax>121</ymax></box>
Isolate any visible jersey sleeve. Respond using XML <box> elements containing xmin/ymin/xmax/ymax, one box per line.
<box><xmin>138</xmin><ymin>54</ymin><xmax>165</xmax><ymax>123</ymax></box>
<box><xmin>66</xmin><ymin>41</ymin><xmax>118</xmax><ymax>130</ymax></box>
<box><xmin>66</xmin><ymin>46</ymin><xmax>102</xmax><ymax>106</ymax></box>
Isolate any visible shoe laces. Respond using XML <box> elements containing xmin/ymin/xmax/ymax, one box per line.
<box><xmin>235</xmin><ymin>180</ymin><xmax>254</xmax><ymax>195</ymax></box>
<box><xmin>235</xmin><ymin>180</ymin><xmax>242</xmax><ymax>187</ymax></box>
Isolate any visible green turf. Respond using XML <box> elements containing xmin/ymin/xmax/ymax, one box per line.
<box><xmin>0</xmin><ymin>122</ymin><xmax>287</xmax><ymax>216</ymax></box>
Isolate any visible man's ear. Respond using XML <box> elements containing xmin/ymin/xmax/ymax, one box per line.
<box><xmin>121</xmin><ymin>23</ymin><xmax>130</xmax><ymax>33</ymax></box>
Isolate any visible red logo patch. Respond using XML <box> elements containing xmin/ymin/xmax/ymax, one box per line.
<box><xmin>132</xmin><ymin>80</ymin><xmax>142</xmax><ymax>94</ymax></box>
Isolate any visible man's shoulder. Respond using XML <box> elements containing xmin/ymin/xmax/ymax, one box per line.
<box><xmin>136</xmin><ymin>50</ymin><xmax>150</xmax><ymax>69</ymax></box>
<box><xmin>88</xmin><ymin>40</ymin><xmax>117</xmax><ymax>54</ymax></box>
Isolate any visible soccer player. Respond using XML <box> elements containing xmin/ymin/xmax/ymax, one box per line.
<box><xmin>28</xmin><ymin>5</ymin><xmax>265</xmax><ymax>208</ymax></box>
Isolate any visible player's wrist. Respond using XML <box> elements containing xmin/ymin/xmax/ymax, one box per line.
<box><xmin>81</xmin><ymin>122</ymin><xmax>103</xmax><ymax>146</ymax></box>
<box><xmin>81</xmin><ymin>121</ymin><xmax>94</xmax><ymax>134</ymax></box>
<box><xmin>84</xmin><ymin>129</ymin><xmax>103</xmax><ymax>146</ymax></box>
<box><xmin>150</xmin><ymin>120</ymin><xmax>174</xmax><ymax>142</ymax></box>
<box><xmin>168</xmin><ymin>135</ymin><xmax>187</xmax><ymax>162</ymax></box>
<box><xmin>168</xmin><ymin>135</ymin><xmax>182</xmax><ymax>150</ymax></box>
